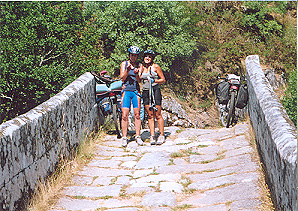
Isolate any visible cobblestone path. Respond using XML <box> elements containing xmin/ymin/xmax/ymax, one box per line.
<box><xmin>50</xmin><ymin>123</ymin><xmax>264</xmax><ymax>211</ymax></box>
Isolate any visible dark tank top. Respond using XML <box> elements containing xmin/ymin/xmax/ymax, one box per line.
<box><xmin>123</xmin><ymin>61</ymin><xmax>140</xmax><ymax>91</ymax></box>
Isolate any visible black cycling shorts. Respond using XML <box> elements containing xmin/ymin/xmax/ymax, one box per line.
<box><xmin>142</xmin><ymin>85</ymin><xmax>162</xmax><ymax>106</ymax></box>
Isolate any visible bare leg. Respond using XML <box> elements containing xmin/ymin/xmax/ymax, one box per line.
<box><xmin>145</xmin><ymin>105</ymin><xmax>155</xmax><ymax>136</ymax></box>
<box><xmin>155</xmin><ymin>105</ymin><xmax>164</xmax><ymax>136</ymax></box>
<box><xmin>121</xmin><ymin>108</ymin><xmax>129</xmax><ymax>137</ymax></box>
<box><xmin>133</xmin><ymin>107</ymin><xmax>141</xmax><ymax>136</ymax></box>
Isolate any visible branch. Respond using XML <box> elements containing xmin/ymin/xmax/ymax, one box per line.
<box><xmin>224</xmin><ymin>28</ymin><xmax>243</xmax><ymax>38</ymax></box>
<box><xmin>39</xmin><ymin>49</ymin><xmax>66</xmax><ymax>66</ymax></box>
<box><xmin>1</xmin><ymin>94</ymin><xmax>12</xmax><ymax>101</ymax></box>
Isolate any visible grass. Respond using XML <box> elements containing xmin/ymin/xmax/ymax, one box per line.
<box><xmin>179</xmin><ymin>176</ymin><xmax>196</xmax><ymax>194</ymax></box>
<box><xmin>27</xmin><ymin>131</ymin><xmax>105</xmax><ymax>211</ymax></box>
<box><xmin>179</xmin><ymin>176</ymin><xmax>192</xmax><ymax>188</ymax></box>
<box><xmin>168</xmin><ymin>158</ymin><xmax>175</xmax><ymax>165</ymax></box>
<box><xmin>170</xmin><ymin>152</ymin><xmax>185</xmax><ymax>158</ymax></box>
<box><xmin>247</xmin><ymin>122</ymin><xmax>275</xmax><ymax>211</ymax></box>
<box><xmin>183</xmin><ymin>188</ymin><xmax>196</xmax><ymax>194</ymax></box>
<box><xmin>197</xmin><ymin>145</ymin><xmax>208</xmax><ymax>148</ymax></box>
<box><xmin>176</xmin><ymin>128</ymin><xmax>184</xmax><ymax>133</ymax></box>
<box><xmin>172</xmin><ymin>204</ymin><xmax>193</xmax><ymax>210</ymax></box>
<box><xmin>170</xmin><ymin>149</ymin><xmax>201</xmax><ymax>158</ymax></box>
<box><xmin>176</xmin><ymin>142</ymin><xmax>191</xmax><ymax>145</ymax></box>
<box><xmin>187</xmin><ymin>168</ymin><xmax>219</xmax><ymax>175</ymax></box>
<box><xmin>199</xmin><ymin>153</ymin><xmax>225</xmax><ymax>164</ymax></box>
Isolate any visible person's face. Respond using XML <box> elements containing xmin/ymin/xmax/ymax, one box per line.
<box><xmin>129</xmin><ymin>53</ymin><xmax>138</xmax><ymax>62</ymax></box>
<box><xmin>144</xmin><ymin>54</ymin><xmax>153</xmax><ymax>64</ymax></box>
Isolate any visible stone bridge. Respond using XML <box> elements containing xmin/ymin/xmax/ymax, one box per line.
<box><xmin>0</xmin><ymin>55</ymin><xmax>296</xmax><ymax>210</ymax></box>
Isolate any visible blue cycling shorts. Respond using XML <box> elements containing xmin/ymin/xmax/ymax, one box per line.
<box><xmin>121</xmin><ymin>91</ymin><xmax>141</xmax><ymax>109</ymax></box>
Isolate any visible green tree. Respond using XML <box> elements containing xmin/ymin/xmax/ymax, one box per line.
<box><xmin>240</xmin><ymin>1</ymin><xmax>283</xmax><ymax>42</ymax></box>
<box><xmin>0</xmin><ymin>2</ymin><xmax>85</xmax><ymax>123</ymax></box>
<box><xmin>83</xmin><ymin>1</ymin><xmax>196</xmax><ymax>76</ymax></box>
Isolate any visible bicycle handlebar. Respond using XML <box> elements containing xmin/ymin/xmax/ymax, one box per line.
<box><xmin>217</xmin><ymin>73</ymin><xmax>246</xmax><ymax>82</ymax></box>
<box><xmin>90</xmin><ymin>71</ymin><xmax>116</xmax><ymax>84</ymax></box>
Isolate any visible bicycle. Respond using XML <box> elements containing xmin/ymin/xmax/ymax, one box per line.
<box><xmin>215</xmin><ymin>74</ymin><xmax>247</xmax><ymax>128</ymax></box>
<box><xmin>91</xmin><ymin>71</ymin><xmax>122</xmax><ymax>138</ymax></box>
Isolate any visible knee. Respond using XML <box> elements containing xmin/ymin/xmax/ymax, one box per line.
<box><xmin>134</xmin><ymin>113</ymin><xmax>141</xmax><ymax>121</ymax></box>
<box><xmin>156</xmin><ymin>114</ymin><xmax>163</xmax><ymax>121</ymax></box>
<box><xmin>147</xmin><ymin>113</ymin><xmax>154</xmax><ymax>120</ymax></box>
<box><xmin>122</xmin><ymin>113</ymin><xmax>129</xmax><ymax>121</ymax></box>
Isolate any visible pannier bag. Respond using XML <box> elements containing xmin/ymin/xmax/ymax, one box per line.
<box><xmin>236</xmin><ymin>84</ymin><xmax>248</xmax><ymax>109</ymax></box>
<box><xmin>99</xmin><ymin>98</ymin><xmax>111</xmax><ymax>114</ymax></box>
<box><xmin>216</xmin><ymin>81</ymin><xmax>230</xmax><ymax>105</ymax></box>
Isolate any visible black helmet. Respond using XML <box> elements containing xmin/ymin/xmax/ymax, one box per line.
<box><xmin>144</xmin><ymin>49</ymin><xmax>156</xmax><ymax>58</ymax></box>
<box><xmin>128</xmin><ymin>46</ymin><xmax>141</xmax><ymax>54</ymax></box>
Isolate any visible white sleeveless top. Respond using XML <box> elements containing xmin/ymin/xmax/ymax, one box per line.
<box><xmin>141</xmin><ymin>66</ymin><xmax>159</xmax><ymax>90</ymax></box>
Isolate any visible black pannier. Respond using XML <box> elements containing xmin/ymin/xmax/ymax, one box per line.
<box><xmin>216</xmin><ymin>81</ymin><xmax>230</xmax><ymax>105</ymax></box>
<box><xmin>236</xmin><ymin>84</ymin><xmax>248</xmax><ymax>109</ymax></box>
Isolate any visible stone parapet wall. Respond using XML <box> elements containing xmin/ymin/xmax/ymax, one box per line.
<box><xmin>245</xmin><ymin>55</ymin><xmax>297</xmax><ymax>210</ymax></box>
<box><xmin>0</xmin><ymin>72</ymin><xmax>97</xmax><ymax>210</ymax></box>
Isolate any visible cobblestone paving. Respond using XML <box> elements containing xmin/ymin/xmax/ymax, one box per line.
<box><xmin>50</xmin><ymin>123</ymin><xmax>263</xmax><ymax>211</ymax></box>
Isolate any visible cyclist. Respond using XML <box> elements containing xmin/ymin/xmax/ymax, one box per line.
<box><xmin>120</xmin><ymin>46</ymin><xmax>143</xmax><ymax>147</ymax></box>
<box><xmin>140</xmin><ymin>50</ymin><xmax>166</xmax><ymax>145</ymax></box>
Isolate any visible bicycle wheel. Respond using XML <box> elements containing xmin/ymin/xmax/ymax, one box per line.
<box><xmin>97</xmin><ymin>104</ymin><xmax>105</xmax><ymax>126</ymax></box>
<box><xmin>98</xmin><ymin>98</ymin><xmax>112</xmax><ymax>127</ymax></box>
<box><xmin>226</xmin><ymin>91</ymin><xmax>236</xmax><ymax>128</ymax></box>
<box><xmin>220</xmin><ymin>103</ymin><xmax>228</xmax><ymax>128</ymax></box>
<box><xmin>112</xmin><ymin>103</ymin><xmax>122</xmax><ymax>138</ymax></box>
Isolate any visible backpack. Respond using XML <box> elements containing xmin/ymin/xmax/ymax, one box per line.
<box><xmin>216</xmin><ymin>81</ymin><xmax>230</xmax><ymax>105</ymax></box>
<box><xmin>236</xmin><ymin>84</ymin><xmax>248</xmax><ymax>109</ymax></box>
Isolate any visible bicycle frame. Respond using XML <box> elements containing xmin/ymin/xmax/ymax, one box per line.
<box><xmin>91</xmin><ymin>71</ymin><xmax>122</xmax><ymax>138</ymax></box>
<box><xmin>217</xmin><ymin>74</ymin><xmax>241</xmax><ymax>128</ymax></box>
<box><xmin>227</xmin><ymin>74</ymin><xmax>241</xmax><ymax>92</ymax></box>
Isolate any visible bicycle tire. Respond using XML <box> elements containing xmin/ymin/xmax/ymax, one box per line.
<box><xmin>220</xmin><ymin>104</ymin><xmax>228</xmax><ymax>128</ymax></box>
<box><xmin>226</xmin><ymin>91</ymin><xmax>236</xmax><ymax>128</ymax></box>
<box><xmin>112</xmin><ymin>103</ymin><xmax>122</xmax><ymax>139</ymax></box>
<box><xmin>97</xmin><ymin>104</ymin><xmax>105</xmax><ymax>126</ymax></box>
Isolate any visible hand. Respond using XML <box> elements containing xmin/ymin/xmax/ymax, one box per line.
<box><xmin>134</xmin><ymin>68</ymin><xmax>139</xmax><ymax>74</ymax></box>
<box><xmin>127</xmin><ymin>64</ymin><xmax>132</xmax><ymax>71</ymax></box>
<box><xmin>149</xmin><ymin>78</ymin><xmax>155</xmax><ymax>83</ymax></box>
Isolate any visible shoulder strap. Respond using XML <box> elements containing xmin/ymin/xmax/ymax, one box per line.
<box><xmin>149</xmin><ymin>66</ymin><xmax>152</xmax><ymax>75</ymax></box>
<box><xmin>125</xmin><ymin>61</ymin><xmax>128</xmax><ymax>69</ymax></box>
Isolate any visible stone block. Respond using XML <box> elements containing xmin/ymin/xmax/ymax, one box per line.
<box><xmin>246</xmin><ymin>55</ymin><xmax>297</xmax><ymax>210</ymax></box>
<box><xmin>0</xmin><ymin>72</ymin><xmax>99</xmax><ymax>210</ymax></box>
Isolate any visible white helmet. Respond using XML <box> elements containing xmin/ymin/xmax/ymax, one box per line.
<box><xmin>128</xmin><ymin>46</ymin><xmax>141</xmax><ymax>54</ymax></box>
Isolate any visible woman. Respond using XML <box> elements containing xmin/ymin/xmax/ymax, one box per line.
<box><xmin>120</xmin><ymin>46</ymin><xmax>143</xmax><ymax>147</ymax></box>
<box><xmin>141</xmin><ymin>50</ymin><xmax>166</xmax><ymax>145</ymax></box>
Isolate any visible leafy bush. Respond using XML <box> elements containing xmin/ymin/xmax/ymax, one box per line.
<box><xmin>239</xmin><ymin>1</ymin><xmax>283</xmax><ymax>41</ymax></box>
<box><xmin>0</xmin><ymin>1</ymin><xmax>296</xmax><ymax>124</ymax></box>
<box><xmin>83</xmin><ymin>1</ymin><xmax>196</xmax><ymax>75</ymax></box>
<box><xmin>0</xmin><ymin>2</ymin><xmax>85</xmax><ymax>123</ymax></box>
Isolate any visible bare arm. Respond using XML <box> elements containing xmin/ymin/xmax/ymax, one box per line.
<box><xmin>120</xmin><ymin>61</ymin><xmax>129</xmax><ymax>82</ymax></box>
<box><xmin>153</xmin><ymin>64</ymin><xmax>166</xmax><ymax>84</ymax></box>
<box><xmin>135</xmin><ymin>63</ymin><xmax>143</xmax><ymax>83</ymax></box>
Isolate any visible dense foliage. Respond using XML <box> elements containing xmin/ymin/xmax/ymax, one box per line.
<box><xmin>82</xmin><ymin>1</ymin><xmax>196</xmax><ymax>76</ymax></box>
<box><xmin>180</xmin><ymin>1</ymin><xmax>296</xmax><ymax>126</ymax></box>
<box><xmin>0</xmin><ymin>1</ymin><xmax>296</xmax><ymax>126</ymax></box>
<box><xmin>0</xmin><ymin>2</ymin><xmax>85</xmax><ymax>122</ymax></box>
